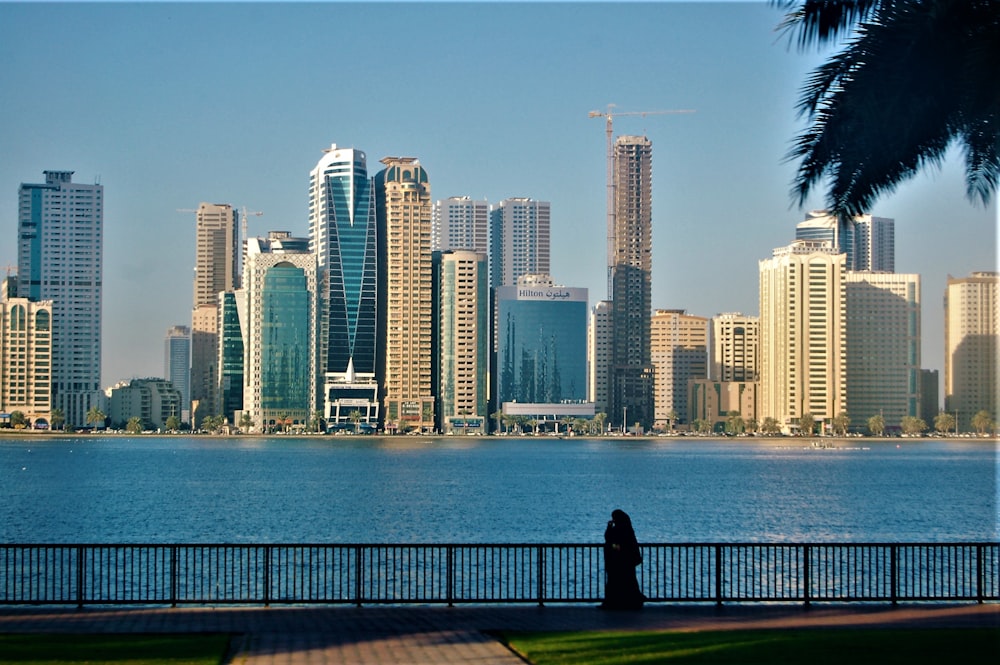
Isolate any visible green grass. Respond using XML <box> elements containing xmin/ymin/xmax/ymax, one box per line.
<box><xmin>501</xmin><ymin>627</ymin><xmax>1000</xmax><ymax>665</ymax></box>
<box><xmin>0</xmin><ymin>634</ymin><xmax>230</xmax><ymax>665</ymax></box>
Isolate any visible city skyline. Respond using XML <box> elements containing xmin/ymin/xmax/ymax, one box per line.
<box><xmin>0</xmin><ymin>2</ymin><xmax>994</xmax><ymax>389</ymax></box>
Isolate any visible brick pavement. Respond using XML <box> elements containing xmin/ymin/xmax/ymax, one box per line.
<box><xmin>0</xmin><ymin>603</ymin><xmax>997</xmax><ymax>664</ymax></box>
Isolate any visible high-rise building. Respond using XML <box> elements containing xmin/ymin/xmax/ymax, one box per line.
<box><xmin>436</xmin><ymin>250</ymin><xmax>488</xmax><ymax>434</ymax></box>
<box><xmin>376</xmin><ymin>157</ymin><xmax>435</xmax><ymax>433</ymax></box>
<box><xmin>759</xmin><ymin>240</ymin><xmax>846</xmax><ymax>433</ymax></box>
<box><xmin>0</xmin><ymin>295</ymin><xmax>53</xmax><ymax>428</ymax></box>
<box><xmin>795</xmin><ymin>210</ymin><xmax>894</xmax><ymax>272</ymax></box>
<box><xmin>944</xmin><ymin>271</ymin><xmax>999</xmax><ymax>431</ymax></box>
<box><xmin>190</xmin><ymin>304</ymin><xmax>218</xmax><ymax>426</ymax></box>
<box><xmin>587</xmin><ymin>300</ymin><xmax>612</xmax><ymax>415</ymax></box>
<box><xmin>240</xmin><ymin>233</ymin><xmax>319</xmax><ymax>432</ymax></box>
<box><xmin>854</xmin><ymin>215</ymin><xmax>895</xmax><ymax>272</ymax></box>
<box><xmin>218</xmin><ymin>292</ymin><xmax>244</xmax><ymax>425</ymax></box>
<box><xmin>495</xmin><ymin>274</ymin><xmax>589</xmax><ymax>412</ymax></box>
<box><xmin>309</xmin><ymin>145</ymin><xmax>380</xmax><ymax>426</ymax></box>
<box><xmin>163</xmin><ymin>325</ymin><xmax>191</xmax><ymax>423</ymax></box>
<box><xmin>17</xmin><ymin>170</ymin><xmax>103</xmax><ymax>428</ymax></box>
<box><xmin>489</xmin><ymin>198</ymin><xmax>550</xmax><ymax>289</ymax></box>
<box><xmin>651</xmin><ymin>309</ymin><xmax>708</xmax><ymax>427</ymax></box>
<box><xmin>609</xmin><ymin>135</ymin><xmax>654</xmax><ymax>430</ymax></box>
<box><xmin>190</xmin><ymin>202</ymin><xmax>238</xmax><ymax>426</ymax></box>
<box><xmin>711</xmin><ymin>313</ymin><xmax>759</xmax><ymax>382</ymax></box>
<box><xmin>193</xmin><ymin>203</ymin><xmax>239</xmax><ymax>307</ymax></box>
<box><xmin>433</xmin><ymin>196</ymin><xmax>489</xmax><ymax>254</ymax></box>
<box><xmin>845</xmin><ymin>272</ymin><xmax>921</xmax><ymax>429</ymax></box>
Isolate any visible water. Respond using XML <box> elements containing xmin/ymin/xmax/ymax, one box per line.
<box><xmin>1</xmin><ymin>436</ymin><xmax>996</xmax><ymax>544</ymax></box>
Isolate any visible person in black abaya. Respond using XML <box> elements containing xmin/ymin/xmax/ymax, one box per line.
<box><xmin>601</xmin><ymin>509</ymin><xmax>646</xmax><ymax>609</ymax></box>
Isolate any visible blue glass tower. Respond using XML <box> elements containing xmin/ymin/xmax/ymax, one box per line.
<box><xmin>309</xmin><ymin>145</ymin><xmax>380</xmax><ymax>425</ymax></box>
<box><xmin>495</xmin><ymin>276</ymin><xmax>588</xmax><ymax>405</ymax></box>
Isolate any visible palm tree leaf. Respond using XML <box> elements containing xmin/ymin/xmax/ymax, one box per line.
<box><xmin>786</xmin><ymin>0</ymin><xmax>999</xmax><ymax>215</ymax></box>
<box><xmin>773</xmin><ymin>0</ymin><xmax>883</xmax><ymax>49</ymax></box>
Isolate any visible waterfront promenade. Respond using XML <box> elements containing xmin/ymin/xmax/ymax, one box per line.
<box><xmin>1</xmin><ymin>603</ymin><xmax>998</xmax><ymax>664</ymax></box>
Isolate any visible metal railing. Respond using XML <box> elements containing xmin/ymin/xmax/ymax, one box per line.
<box><xmin>1</xmin><ymin>543</ymin><xmax>996</xmax><ymax>607</ymax></box>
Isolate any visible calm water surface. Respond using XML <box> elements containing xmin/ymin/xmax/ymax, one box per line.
<box><xmin>1</xmin><ymin>436</ymin><xmax>996</xmax><ymax>544</ymax></box>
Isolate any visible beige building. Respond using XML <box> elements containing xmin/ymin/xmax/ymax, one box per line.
<box><xmin>651</xmin><ymin>309</ymin><xmax>707</xmax><ymax>428</ymax></box>
<box><xmin>437</xmin><ymin>250</ymin><xmax>488</xmax><ymax>435</ymax></box>
<box><xmin>193</xmin><ymin>203</ymin><xmax>239</xmax><ymax>306</ymax></box>
<box><xmin>944</xmin><ymin>271</ymin><xmax>999</xmax><ymax>431</ymax></box>
<box><xmin>759</xmin><ymin>240</ymin><xmax>846</xmax><ymax>433</ymax></box>
<box><xmin>377</xmin><ymin>157</ymin><xmax>435</xmax><ymax>432</ymax></box>
<box><xmin>0</xmin><ymin>294</ymin><xmax>53</xmax><ymax>429</ymax></box>
<box><xmin>845</xmin><ymin>271</ymin><xmax>921</xmax><ymax>428</ymax></box>
<box><xmin>711</xmin><ymin>313</ymin><xmax>759</xmax><ymax>382</ymax></box>
<box><xmin>689</xmin><ymin>380</ymin><xmax>758</xmax><ymax>431</ymax></box>
<box><xmin>190</xmin><ymin>203</ymin><xmax>238</xmax><ymax>426</ymax></box>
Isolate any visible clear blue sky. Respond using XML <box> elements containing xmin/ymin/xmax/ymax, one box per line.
<box><xmin>1</xmin><ymin>1</ymin><xmax>995</xmax><ymax>391</ymax></box>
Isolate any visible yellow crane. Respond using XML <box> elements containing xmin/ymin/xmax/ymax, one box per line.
<box><xmin>589</xmin><ymin>104</ymin><xmax>694</xmax><ymax>296</ymax></box>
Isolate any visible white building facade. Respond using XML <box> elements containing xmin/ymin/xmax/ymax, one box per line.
<box><xmin>432</xmin><ymin>196</ymin><xmax>489</xmax><ymax>254</ymax></box>
<box><xmin>759</xmin><ymin>241</ymin><xmax>847</xmax><ymax>433</ymax></box>
<box><xmin>17</xmin><ymin>171</ymin><xmax>103</xmax><ymax>428</ymax></box>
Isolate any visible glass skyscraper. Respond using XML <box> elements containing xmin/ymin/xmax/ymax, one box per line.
<box><xmin>309</xmin><ymin>144</ymin><xmax>379</xmax><ymax>425</ymax></box>
<box><xmin>164</xmin><ymin>325</ymin><xmax>191</xmax><ymax>423</ymax></box>
<box><xmin>495</xmin><ymin>275</ymin><xmax>588</xmax><ymax>406</ymax></box>
<box><xmin>218</xmin><ymin>293</ymin><xmax>243</xmax><ymax>424</ymax></box>
<box><xmin>241</xmin><ymin>234</ymin><xmax>319</xmax><ymax>432</ymax></box>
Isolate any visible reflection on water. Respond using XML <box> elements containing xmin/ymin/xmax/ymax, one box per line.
<box><xmin>1</xmin><ymin>436</ymin><xmax>996</xmax><ymax>544</ymax></box>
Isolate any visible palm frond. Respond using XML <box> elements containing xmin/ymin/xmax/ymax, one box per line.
<box><xmin>786</xmin><ymin>0</ymin><xmax>1000</xmax><ymax>215</ymax></box>
<box><xmin>773</xmin><ymin>0</ymin><xmax>884</xmax><ymax>50</ymax></box>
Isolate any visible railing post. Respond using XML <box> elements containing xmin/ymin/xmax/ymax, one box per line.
<box><xmin>263</xmin><ymin>546</ymin><xmax>272</xmax><ymax>607</ymax></box>
<box><xmin>537</xmin><ymin>545</ymin><xmax>545</xmax><ymax>607</ymax></box>
<box><xmin>714</xmin><ymin>545</ymin><xmax>723</xmax><ymax>606</ymax></box>
<box><xmin>354</xmin><ymin>545</ymin><xmax>363</xmax><ymax>607</ymax></box>
<box><xmin>169</xmin><ymin>545</ymin><xmax>178</xmax><ymax>607</ymax></box>
<box><xmin>446</xmin><ymin>545</ymin><xmax>454</xmax><ymax>607</ymax></box>
<box><xmin>76</xmin><ymin>545</ymin><xmax>84</xmax><ymax>609</ymax></box>
<box><xmin>803</xmin><ymin>544</ymin><xmax>811</xmax><ymax>607</ymax></box>
<box><xmin>890</xmin><ymin>545</ymin><xmax>898</xmax><ymax>606</ymax></box>
<box><xmin>976</xmin><ymin>544</ymin><xmax>984</xmax><ymax>604</ymax></box>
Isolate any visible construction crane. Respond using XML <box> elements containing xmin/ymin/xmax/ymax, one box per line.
<box><xmin>589</xmin><ymin>104</ymin><xmax>694</xmax><ymax>297</ymax></box>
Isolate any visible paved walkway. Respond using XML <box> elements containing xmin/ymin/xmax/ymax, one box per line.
<box><xmin>1</xmin><ymin>603</ymin><xmax>997</xmax><ymax>664</ymax></box>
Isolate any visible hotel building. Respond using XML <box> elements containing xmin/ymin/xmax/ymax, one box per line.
<box><xmin>495</xmin><ymin>274</ymin><xmax>592</xmax><ymax>426</ymax></box>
